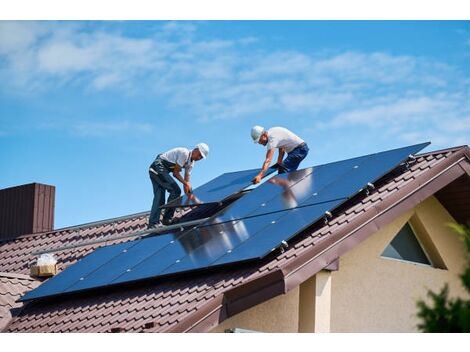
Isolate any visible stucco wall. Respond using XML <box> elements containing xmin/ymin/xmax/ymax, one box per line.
<box><xmin>330</xmin><ymin>196</ymin><xmax>469</xmax><ymax>332</ymax></box>
<box><xmin>210</xmin><ymin>286</ymin><xmax>300</xmax><ymax>333</ymax></box>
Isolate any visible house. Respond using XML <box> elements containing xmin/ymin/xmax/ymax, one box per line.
<box><xmin>0</xmin><ymin>144</ymin><xmax>469</xmax><ymax>333</ymax></box>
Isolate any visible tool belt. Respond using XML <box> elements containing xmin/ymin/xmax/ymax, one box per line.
<box><xmin>149</xmin><ymin>155</ymin><xmax>176</xmax><ymax>175</ymax></box>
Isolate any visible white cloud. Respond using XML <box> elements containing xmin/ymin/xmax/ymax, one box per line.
<box><xmin>329</xmin><ymin>96</ymin><xmax>448</xmax><ymax>126</ymax></box>
<box><xmin>38</xmin><ymin>41</ymin><xmax>99</xmax><ymax>73</ymax></box>
<box><xmin>92</xmin><ymin>72</ymin><xmax>123</xmax><ymax>89</ymax></box>
<box><xmin>280</xmin><ymin>92</ymin><xmax>353</xmax><ymax>112</ymax></box>
<box><xmin>0</xmin><ymin>21</ymin><xmax>49</xmax><ymax>55</ymax></box>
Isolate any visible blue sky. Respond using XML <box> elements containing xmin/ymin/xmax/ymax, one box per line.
<box><xmin>0</xmin><ymin>21</ymin><xmax>469</xmax><ymax>228</ymax></box>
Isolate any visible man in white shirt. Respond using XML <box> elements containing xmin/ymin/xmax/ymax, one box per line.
<box><xmin>251</xmin><ymin>126</ymin><xmax>309</xmax><ymax>184</ymax></box>
<box><xmin>148</xmin><ymin>143</ymin><xmax>209</xmax><ymax>228</ymax></box>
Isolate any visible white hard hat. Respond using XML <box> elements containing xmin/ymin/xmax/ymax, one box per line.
<box><xmin>195</xmin><ymin>143</ymin><xmax>209</xmax><ymax>158</ymax></box>
<box><xmin>251</xmin><ymin>125</ymin><xmax>265</xmax><ymax>143</ymax></box>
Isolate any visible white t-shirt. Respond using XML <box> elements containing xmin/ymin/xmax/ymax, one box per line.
<box><xmin>160</xmin><ymin>147</ymin><xmax>194</xmax><ymax>174</ymax></box>
<box><xmin>266</xmin><ymin>127</ymin><xmax>304</xmax><ymax>153</ymax></box>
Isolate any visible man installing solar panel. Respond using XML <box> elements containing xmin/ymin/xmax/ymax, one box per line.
<box><xmin>147</xmin><ymin>143</ymin><xmax>209</xmax><ymax>229</ymax></box>
<box><xmin>251</xmin><ymin>126</ymin><xmax>309</xmax><ymax>184</ymax></box>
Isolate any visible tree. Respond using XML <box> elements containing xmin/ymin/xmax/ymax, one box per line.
<box><xmin>416</xmin><ymin>223</ymin><xmax>470</xmax><ymax>332</ymax></box>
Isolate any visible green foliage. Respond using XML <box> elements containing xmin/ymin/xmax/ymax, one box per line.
<box><xmin>416</xmin><ymin>223</ymin><xmax>470</xmax><ymax>332</ymax></box>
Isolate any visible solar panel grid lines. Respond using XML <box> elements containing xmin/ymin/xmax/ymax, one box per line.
<box><xmin>109</xmin><ymin>210</ymin><xmax>289</xmax><ymax>285</ymax></box>
<box><xmin>162</xmin><ymin>167</ymin><xmax>277</xmax><ymax>209</ymax></box>
<box><xmin>20</xmin><ymin>142</ymin><xmax>430</xmax><ymax>302</ymax></box>
<box><xmin>63</xmin><ymin>235</ymin><xmax>176</xmax><ymax>293</ymax></box>
<box><xmin>211</xmin><ymin>199</ymin><xmax>346</xmax><ymax>266</ymax></box>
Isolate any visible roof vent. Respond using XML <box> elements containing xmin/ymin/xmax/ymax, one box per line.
<box><xmin>0</xmin><ymin>183</ymin><xmax>55</xmax><ymax>240</ymax></box>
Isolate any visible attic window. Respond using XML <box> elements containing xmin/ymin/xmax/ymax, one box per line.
<box><xmin>381</xmin><ymin>223</ymin><xmax>432</xmax><ymax>266</ymax></box>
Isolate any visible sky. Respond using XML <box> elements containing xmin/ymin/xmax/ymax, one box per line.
<box><xmin>0</xmin><ymin>20</ymin><xmax>469</xmax><ymax>229</ymax></box>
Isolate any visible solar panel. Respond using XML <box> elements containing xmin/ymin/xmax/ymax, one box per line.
<box><xmin>22</xmin><ymin>205</ymin><xmax>331</xmax><ymax>302</ymax></box>
<box><xmin>21</xmin><ymin>241</ymin><xmax>136</xmax><ymax>301</ymax></box>
<box><xmin>211</xmin><ymin>143</ymin><xmax>430</xmax><ymax>222</ymax></box>
<box><xmin>21</xmin><ymin>142</ymin><xmax>429</xmax><ymax>302</ymax></box>
<box><xmin>162</xmin><ymin>167</ymin><xmax>276</xmax><ymax>208</ymax></box>
<box><xmin>164</xmin><ymin>200</ymin><xmax>343</xmax><ymax>273</ymax></box>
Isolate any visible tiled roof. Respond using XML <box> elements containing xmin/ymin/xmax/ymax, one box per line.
<box><xmin>2</xmin><ymin>146</ymin><xmax>470</xmax><ymax>332</ymax></box>
<box><xmin>0</xmin><ymin>272</ymin><xmax>39</xmax><ymax>331</ymax></box>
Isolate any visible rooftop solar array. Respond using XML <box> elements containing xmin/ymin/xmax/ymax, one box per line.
<box><xmin>21</xmin><ymin>142</ymin><xmax>429</xmax><ymax>302</ymax></box>
<box><xmin>162</xmin><ymin>167</ymin><xmax>276</xmax><ymax>208</ymax></box>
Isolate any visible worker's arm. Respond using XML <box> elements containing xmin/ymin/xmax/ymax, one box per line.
<box><xmin>253</xmin><ymin>148</ymin><xmax>275</xmax><ymax>184</ymax></box>
<box><xmin>183</xmin><ymin>168</ymin><xmax>192</xmax><ymax>194</ymax></box>
<box><xmin>277</xmin><ymin>147</ymin><xmax>285</xmax><ymax>165</ymax></box>
<box><xmin>172</xmin><ymin>164</ymin><xmax>191</xmax><ymax>194</ymax></box>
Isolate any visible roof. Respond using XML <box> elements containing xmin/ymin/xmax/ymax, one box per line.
<box><xmin>0</xmin><ymin>272</ymin><xmax>39</xmax><ymax>331</ymax></box>
<box><xmin>1</xmin><ymin>145</ymin><xmax>469</xmax><ymax>332</ymax></box>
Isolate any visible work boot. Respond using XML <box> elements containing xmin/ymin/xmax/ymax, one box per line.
<box><xmin>161</xmin><ymin>218</ymin><xmax>173</xmax><ymax>226</ymax></box>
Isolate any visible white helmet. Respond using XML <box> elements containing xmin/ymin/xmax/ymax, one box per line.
<box><xmin>251</xmin><ymin>125</ymin><xmax>265</xmax><ymax>143</ymax></box>
<box><xmin>195</xmin><ymin>143</ymin><xmax>209</xmax><ymax>158</ymax></box>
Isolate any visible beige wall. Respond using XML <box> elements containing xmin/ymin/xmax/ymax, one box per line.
<box><xmin>298</xmin><ymin>271</ymin><xmax>332</xmax><ymax>332</ymax></box>
<box><xmin>211</xmin><ymin>195</ymin><xmax>468</xmax><ymax>333</ymax></box>
<box><xmin>211</xmin><ymin>286</ymin><xmax>300</xmax><ymax>333</ymax></box>
<box><xmin>330</xmin><ymin>196</ymin><xmax>469</xmax><ymax>332</ymax></box>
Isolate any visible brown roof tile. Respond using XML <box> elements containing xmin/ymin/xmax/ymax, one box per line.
<box><xmin>0</xmin><ymin>272</ymin><xmax>40</xmax><ymax>331</ymax></box>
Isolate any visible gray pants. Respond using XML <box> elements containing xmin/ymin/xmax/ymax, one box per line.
<box><xmin>148</xmin><ymin>158</ymin><xmax>181</xmax><ymax>226</ymax></box>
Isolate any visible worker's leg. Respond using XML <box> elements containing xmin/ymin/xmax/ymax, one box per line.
<box><xmin>148</xmin><ymin>171</ymin><xmax>166</xmax><ymax>226</ymax></box>
<box><xmin>149</xmin><ymin>161</ymin><xmax>181</xmax><ymax>222</ymax></box>
<box><xmin>148</xmin><ymin>159</ymin><xmax>181</xmax><ymax>225</ymax></box>
<box><xmin>158</xmin><ymin>172</ymin><xmax>181</xmax><ymax>222</ymax></box>
<box><xmin>279</xmin><ymin>143</ymin><xmax>309</xmax><ymax>173</ymax></box>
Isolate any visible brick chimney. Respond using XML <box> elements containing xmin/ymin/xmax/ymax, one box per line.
<box><xmin>0</xmin><ymin>183</ymin><xmax>55</xmax><ymax>240</ymax></box>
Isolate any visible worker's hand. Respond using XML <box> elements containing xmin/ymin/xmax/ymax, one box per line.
<box><xmin>252</xmin><ymin>174</ymin><xmax>262</xmax><ymax>184</ymax></box>
<box><xmin>184</xmin><ymin>182</ymin><xmax>192</xmax><ymax>195</ymax></box>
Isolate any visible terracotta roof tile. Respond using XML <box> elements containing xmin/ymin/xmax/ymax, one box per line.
<box><xmin>0</xmin><ymin>272</ymin><xmax>40</xmax><ymax>331</ymax></box>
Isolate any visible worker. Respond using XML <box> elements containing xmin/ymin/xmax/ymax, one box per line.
<box><xmin>148</xmin><ymin>143</ymin><xmax>209</xmax><ymax>229</ymax></box>
<box><xmin>251</xmin><ymin>126</ymin><xmax>309</xmax><ymax>184</ymax></box>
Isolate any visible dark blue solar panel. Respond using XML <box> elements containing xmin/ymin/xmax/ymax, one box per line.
<box><xmin>63</xmin><ymin>235</ymin><xmax>174</xmax><ymax>292</ymax></box>
<box><xmin>162</xmin><ymin>167</ymin><xmax>276</xmax><ymax>208</ymax></box>
<box><xmin>21</xmin><ymin>240</ymin><xmax>135</xmax><ymax>301</ymax></box>
<box><xmin>211</xmin><ymin>143</ymin><xmax>429</xmax><ymax>222</ymax></box>
<box><xmin>21</xmin><ymin>142</ymin><xmax>429</xmax><ymax>302</ymax></box>
<box><xmin>212</xmin><ymin>200</ymin><xmax>342</xmax><ymax>266</ymax></box>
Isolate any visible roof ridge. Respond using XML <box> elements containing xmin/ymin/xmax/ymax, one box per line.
<box><xmin>416</xmin><ymin>144</ymin><xmax>469</xmax><ymax>157</ymax></box>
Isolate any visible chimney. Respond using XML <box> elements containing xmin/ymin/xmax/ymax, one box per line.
<box><xmin>0</xmin><ymin>183</ymin><xmax>55</xmax><ymax>240</ymax></box>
